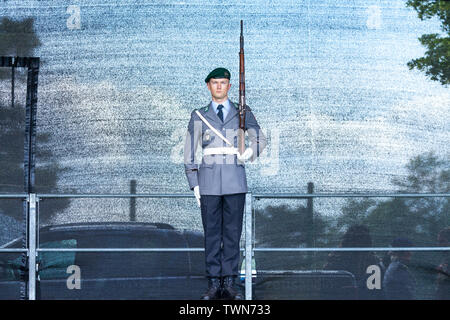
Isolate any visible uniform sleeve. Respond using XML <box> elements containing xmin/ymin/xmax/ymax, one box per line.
<box><xmin>184</xmin><ymin>110</ymin><xmax>201</xmax><ymax>190</ymax></box>
<box><xmin>245</xmin><ymin>107</ymin><xmax>267</xmax><ymax>162</ymax></box>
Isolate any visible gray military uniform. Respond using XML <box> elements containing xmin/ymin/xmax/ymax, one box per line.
<box><xmin>184</xmin><ymin>100</ymin><xmax>267</xmax><ymax>195</ymax></box>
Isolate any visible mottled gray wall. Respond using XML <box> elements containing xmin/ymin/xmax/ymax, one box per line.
<box><xmin>0</xmin><ymin>0</ymin><xmax>448</xmax><ymax>229</ymax></box>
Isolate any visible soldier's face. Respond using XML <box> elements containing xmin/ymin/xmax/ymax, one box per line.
<box><xmin>207</xmin><ymin>78</ymin><xmax>231</xmax><ymax>102</ymax></box>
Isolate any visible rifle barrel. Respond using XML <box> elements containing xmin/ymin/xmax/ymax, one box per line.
<box><xmin>238</xmin><ymin>20</ymin><xmax>246</xmax><ymax>154</ymax></box>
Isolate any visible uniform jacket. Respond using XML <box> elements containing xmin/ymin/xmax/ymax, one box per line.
<box><xmin>183</xmin><ymin>100</ymin><xmax>267</xmax><ymax>195</ymax></box>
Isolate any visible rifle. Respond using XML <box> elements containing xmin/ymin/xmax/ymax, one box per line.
<box><xmin>238</xmin><ymin>20</ymin><xmax>246</xmax><ymax>155</ymax></box>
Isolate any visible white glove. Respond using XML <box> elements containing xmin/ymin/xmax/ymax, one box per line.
<box><xmin>237</xmin><ymin>148</ymin><xmax>253</xmax><ymax>164</ymax></box>
<box><xmin>193</xmin><ymin>185</ymin><xmax>201</xmax><ymax>207</ymax></box>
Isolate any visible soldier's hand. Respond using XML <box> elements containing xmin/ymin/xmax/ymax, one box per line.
<box><xmin>237</xmin><ymin>148</ymin><xmax>253</xmax><ymax>164</ymax></box>
<box><xmin>193</xmin><ymin>185</ymin><xmax>201</xmax><ymax>207</ymax></box>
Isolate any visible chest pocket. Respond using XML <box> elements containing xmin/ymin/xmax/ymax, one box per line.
<box><xmin>203</xmin><ymin>129</ymin><xmax>214</xmax><ymax>143</ymax></box>
<box><xmin>202</xmin><ymin>129</ymin><xmax>215</xmax><ymax>144</ymax></box>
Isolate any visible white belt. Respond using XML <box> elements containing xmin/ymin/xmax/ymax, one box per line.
<box><xmin>203</xmin><ymin>147</ymin><xmax>239</xmax><ymax>156</ymax></box>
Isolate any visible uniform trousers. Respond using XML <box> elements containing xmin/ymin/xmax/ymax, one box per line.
<box><xmin>200</xmin><ymin>193</ymin><xmax>246</xmax><ymax>278</ymax></box>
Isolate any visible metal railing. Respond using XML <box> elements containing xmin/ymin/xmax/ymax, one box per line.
<box><xmin>0</xmin><ymin>192</ymin><xmax>449</xmax><ymax>300</ymax></box>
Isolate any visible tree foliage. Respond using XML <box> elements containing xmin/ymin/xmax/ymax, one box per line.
<box><xmin>406</xmin><ymin>0</ymin><xmax>450</xmax><ymax>86</ymax></box>
<box><xmin>339</xmin><ymin>152</ymin><xmax>449</xmax><ymax>247</ymax></box>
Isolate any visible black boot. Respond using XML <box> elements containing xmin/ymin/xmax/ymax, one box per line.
<box><xmin>221</xmin><ymin>276</ymin><xmax>243</xmax><ymax>300</ymax></box>
<box><xmin>201</xmin><ymin>277</ymin><xmax>222</xmax><ymax>300</ymax></box>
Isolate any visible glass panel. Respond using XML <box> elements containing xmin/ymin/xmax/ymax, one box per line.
<box><xmin>254</xmin><ymin>196</ymin><xmax>449</xmax><ymax>300</ymax></box>
<box><xmin>253</xmin><ymin>251</ymin><xmax>448</xmax><ymax>300</ymax></box>
<box><xmin>38</xmin><ymin>197</ymin><xmax>203</xmax><ymax>233</ymax></box>
<box><xmin>255</xmin><ymin>197</ymin><xmax>449</xmax><ymax>249</ymax></box>
<box><xmin>0</xmin><ymin>199</ymin><xmax>25</xmax><ymax>248</ymax></box>
<box><xmin>0</xmin><ymin>253</ymin><xmax>24</xmax><ymax>300</ymax></box>
<box><xmin>35</xmin><ymin>197</ymin><xmax>206</xmax><ymax>299</ymax></box>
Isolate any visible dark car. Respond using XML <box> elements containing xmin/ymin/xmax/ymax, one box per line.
<box><xmin>0</xmin><ymin>222</ymin><xmax>206</xmax><ymax>299</ymax></box>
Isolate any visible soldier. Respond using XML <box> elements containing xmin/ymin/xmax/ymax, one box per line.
<box><xmin>184</xmin><ymin>67</ymin><xmax>267</xmax><ymax>300</ymax></box>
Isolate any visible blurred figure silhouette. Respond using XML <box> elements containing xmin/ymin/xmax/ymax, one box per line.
<box><xmin>435</xmin><ymin>227</ymin><xmax>449</xmax><ymax>300</ymax></box>
<box><xmin>323</xmin><ymin>225</ymin><xmax>384</xmax><ymax>299</ymax></box>
<box><xmin>383</xmin><ymin>237</ymin><xmax>416</xmax><ymax>300</ymax></box>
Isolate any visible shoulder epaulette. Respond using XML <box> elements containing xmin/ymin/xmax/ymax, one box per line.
<box><xmin>195</xmin><ymin>106</ymin><xmax>209</xmax><ymax>113</ymax></box>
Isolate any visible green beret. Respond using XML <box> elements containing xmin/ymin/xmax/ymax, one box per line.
<box><xmin>205</xmin><ymin>67</ymin><xmax>231</xmax><ymax>83</ymax></box>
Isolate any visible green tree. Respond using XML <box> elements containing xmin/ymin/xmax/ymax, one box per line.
<box><xmin>406</xmin><ymin>0</ymin><xmax>450</xmax><ymax>86</ymax></box>
<box><xmin>339</xmin><ymin>152</ymin><xmax>449</xmax><ymax>247</ymax></box>
<box><xmin>392</xmin><ymin>152</ymin><xmax>450</xmax><ymax>245</ymax></box>
<box><xmin>336</xmin><ymin>198</ymin><xmax>377</xmax><ymax>231</ymax></box>
<box><xmin>0</xmin><ymin>17</ymin><xmax>70</xmax><ymax>224</ymax></box>
<box><xmin>336</xmin><ymin>152</ymin><xmax>449</xmax><ymax>298</ymax></box>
